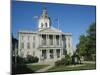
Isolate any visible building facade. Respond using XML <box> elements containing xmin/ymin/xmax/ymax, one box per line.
<box><xmin>18</xmin><ymin>8</ymin><xmax>73</xmax><ymax>63</ymax></box>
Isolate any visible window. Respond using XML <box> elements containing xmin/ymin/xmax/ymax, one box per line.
<box><xmin>33</xmin><ymin>42</ymin><xmax>35</xmax><ymax>48</ymax></box>
<box><xmin>56</xmin><ymin>35</ymin><xmax>59</xmax><ymax>45</ymax></box>
<box><xmin>68</xmin><ymin>43</ymin><xmax>70</xmax><ymax>48</ymax></box>
<box><xmin>27</xmin><ymin>42</ymin><xmax>30</xmax><ymax>49</ymax></box>
<box><xmin>33</xmin><ymin>36</ymin><xmax>35</xmax><ymax>48</ymax></box>
<box><xmin>50</xmin><ymin>49</ymin><xmax>54</xmax><ymax>59</ymax></box>
<box><xmin>49</xmin><ymin>35</ymin><xmax>53</xmax><ymax>45</ymax></box>
<box><xmin>42</xmin><ymin>50</ymin><xmax>47</xmax><ymax>59</ymax></box>
<box><xmin>33</xmin><ymin>36</ymin><xmax>35</xmax><ymax>40</ymax></box>
<box><xmin>21</xmin><ymin>42</ymin><xmax>24</xmax><ymax>49</ymax></box>
<box><xmin>56</xmin><ymin>49</ymin><xmax>60</xmax><ymax>58</ymax></box>
<box><xmin>42</xmin><ymin>35</ymin><xmax>46</xmax><ymax>45</ymax></box>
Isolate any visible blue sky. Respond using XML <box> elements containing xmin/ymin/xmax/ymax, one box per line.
<box><xmin>12</xmin><ymin>1</ymin><xmax>96</xmax><ymax>48</ymax></box>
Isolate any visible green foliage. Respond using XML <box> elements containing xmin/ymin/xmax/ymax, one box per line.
<box><xmin>71</xmin><ymin>52</ymin><xmax>81</xmax><ymax>64</ymax></box>
<box><xmin>16</xmin><ymin>56</ymin><xmax>26</xmax><ymax>64</ymax></box>
<box><xmin>15</xmin><ymin>55</ymin><xmax>39</xmax><ymax>64</ymax></box>
<box><xmin>55</xmin><ymin>55</ymin><xmax>72</xmax><ymax>66</ymax></box>
<box><xmin>12</xmin><ymin>64</ymin><xmax>34</xmax><ymax>74</ymax></box>
<box><xmin>76</xmin><ymin>22</ymin><xmax>96</xmax><ymax>61</ymax></box>
<box><xmin>76</xmin><ymin>35</ymin><xmax>87</xmax><ymax>56</ymax></box>
<box><xmin>65</xmin><ymin>55</ymin><xmax>72</xmax><ymax>64</ymax></box>
<box><xmin>26</xmin><ymin>55</ymin><xmax>39</xmax><ymax>63</ymax></box>
<box><xmin>48</xmin><ymin>63</ymin><xmax>96</xmax><ymax>72</ymax></box>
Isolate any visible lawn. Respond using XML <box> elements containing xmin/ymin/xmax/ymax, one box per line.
<box><xmin>12</xmin><ymin>64</ymin><xmax>48</xmax><ymax>74</ymax></box>
<box><xmin>12</xmin><ymin>63</ymin><xmax>96</xmax><ymax>74</ymax></box>
<box><xmin>47</xmin><ymin>63</ymin><xmax>96</xmax><ymax>72</ymax></box>
<box><xmin>26</xmin><ymin>64</ymin><xmax>48</xmax><ymax>71</ymax></box>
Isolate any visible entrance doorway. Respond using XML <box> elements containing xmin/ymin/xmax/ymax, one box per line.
<box><xmin>42</xmin><ymin>50</ymin><xmax>47</xmax><ymax>59</ymax></box>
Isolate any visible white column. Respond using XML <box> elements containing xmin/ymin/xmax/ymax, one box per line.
<box><xmin>60</xmin><ymin>35</ymin><xmax>62</xmax><ymax>46</ymax></box>
<box><xmin>40</xmin><ymin>34</ymin><xmax>42</xmax><ymax>46</ymax></box>
<box><xmin>41</xmin><ymin>34</ymin><xmax>43</xmax><ymax>46</ymax></box>
<box><xmin>60</xmin><ymin>49</ymin><xmax>62</xmax><ymax>58</ymax></box>
<box><xmin>39</xmin><ymin>34</ymin><xmax>40</xmax><ymax>46</ymax></box>
<box><xmin>48</xmin><ymin>35</ymin><xmax>49</xmax><ymax>46</ymax></box>
<box><xmin>47</xmin><ymin>49</ymin><xmax>50</xmax><ymax>60</ymax></box>
<box><xmin>54</xmin><ymin>35</ymin><xmax>56</xmax><ymax>46</ymax></box>
<box><xmin>39</xmin><ymin>49</ymin><xmax>42</xmax><ymax>62</ymax></box>
<box><xmin>46</xmin><ymin>34</ymin><xmax>49</xmax><ymax>46</ymax></box>
<box><xmin>53</xmin><ymin>35</ymin><xmax>54</xmax><ymax>46</ymax></box>
<box><xmin>53</xmin><ymin>35</ymin><xmax>56</xmax><ymax>46</ymax></box>
<box><xmin>59</xmin><ymin>35</ymin><xmax>60</xmax><ymax>46</ymax></box>
<box><xmin>54</xmin><ymin>49</ymin><xmax>57</xmax><ymax>61</ymax></box>
<box><xmin>39</xmin><ymin>34</ymin><xmax>41</xmax><ymax>46</ymax></box>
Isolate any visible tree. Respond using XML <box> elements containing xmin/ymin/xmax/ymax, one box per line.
<box><xmin>76</xmin><ymin>35</ymin><xmax>87</xmax><ymax>56</ymax></box>
<box><xmin>86</xmin><ymin>22</ymin><xmax>96</xmax><ymax>60</ymax></box>
<box><xmin>12</xmin><ymin>34</ymin><xmax>18</xmax><ymax>64</ymax></box>
<box><xmin>76</xmin><ymin>22</ymin><xmax>96</xmax><ymax>61</ymax></box>
<box><xmin>12</xmin><ymin>35</ymin><xmax>18</xmax><ymax>52</ymax></box>
<box><xmin>55</xmin><ymin>54</ymin><xmax>72</xmax><ymax>66</ymax></box>
<box><xmin>87</xmin><ymin>22</ymin><xmax>96</xmax><ymax>54</ymax></box>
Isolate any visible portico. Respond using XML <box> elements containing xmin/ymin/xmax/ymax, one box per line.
<box><xmin>39</xmin><ymin>48</ymin><xmax>62</xmax><ymax>62</ymax></box>
<box><xmin>38</xmin><ymin>33</ymin><xmax>62</xmax><ymax>47</ymax></box>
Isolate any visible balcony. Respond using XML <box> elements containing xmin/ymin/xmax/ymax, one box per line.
<box><xmin>39</xmin><ymin>34</ymin><xmax>62</xmax><ymax>48</ymax></box>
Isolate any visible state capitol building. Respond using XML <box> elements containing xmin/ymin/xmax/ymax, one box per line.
<box><xmin>18</xmin><ymin>8</ymin><xmax>73</xmax><ymax>63</ymax></box>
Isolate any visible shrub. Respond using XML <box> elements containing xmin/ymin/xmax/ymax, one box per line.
<box><xmin>55</xmin><ymin>55</ymin><xmax>72</xmax><ymax>66</ymax></box>
<box><xmin>84</xmin><ymin>54</ymin><xmax>96</xmax><ymax>61</ymax></box>
<box><xmin>55</xmin><ymin>60</ymin><xmax>62</xmax><ymax>66</ymax></box>
<box><xmin>26</xmin><ymin>55</ymin><xmax>39</xmax><ymax>63</ymax></box>
<box><xmin>65</xmin><ymin>55</ymin><xmax>72</xmax><ymax>65</ymax></box>
<box><xmin>71</xmin><ymin>53</ymin><xmax>81</xmax><ymax>64</ymax></box>
<box><xmin>15</xmin><ymin>56</ymin><xmax>26</xmax><ymax>64</ymax></box>
<box><xmin>14</xmin><ymin>55</ymin><xmax>39</xmax><ymax>64</ymax></box>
